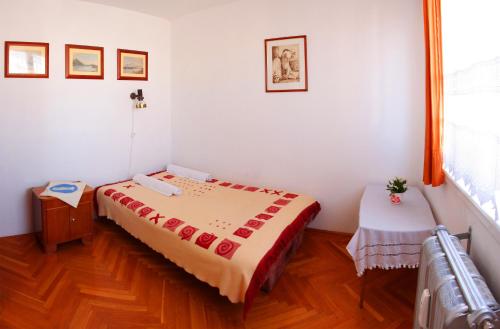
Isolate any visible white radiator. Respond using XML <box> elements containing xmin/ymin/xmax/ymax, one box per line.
<box><xmin>413</xmin><ymin>226</ymin><xmax>500</xmax><ymax>329</ymax></box>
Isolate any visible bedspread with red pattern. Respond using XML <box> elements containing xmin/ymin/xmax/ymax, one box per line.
<box><xmin>96</xmin><ymin>171</ymin><xmax>320</xmax><ymax>317</ymax></box>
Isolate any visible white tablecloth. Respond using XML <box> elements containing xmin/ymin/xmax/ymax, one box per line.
<box><xmin>347</xmin><ymin>185</ymin><xmax>436</xmax><ymax>276</ymax></box>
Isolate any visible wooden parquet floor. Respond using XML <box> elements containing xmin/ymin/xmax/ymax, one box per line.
<box><xmin>0</xmin><ymin>219</ymin><xmax>417</xmax><ymax>329</ymax></box>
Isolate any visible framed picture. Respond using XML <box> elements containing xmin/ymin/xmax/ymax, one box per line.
<box><xmin>65</xmin><ymin>44</ymin><xmax>104</xmax><ymax>79</ymax></box>
<box><xmin>264</xmin><ymin>35</ymin><xmax>308</xmax><ymax>92</ymax></box>
<box><xmin>117</xmin><ymin>49</ymin><xmax>148</xmax><ymax>80</ymax></box>
<box><xmin>4</xmin><ymin>41</ymin><xmax>49</xmax><ymax>78</ymax></box>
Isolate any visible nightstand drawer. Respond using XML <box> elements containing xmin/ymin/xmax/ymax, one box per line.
<box><xmin>70</xmin><ymin>202</ymin><xmax>93</xmax><ymax>238</ymax></box>
<box><xmin>45</xmin><ymin>206</ymin><xmax>71</xmax><ymax>243</ymax></box>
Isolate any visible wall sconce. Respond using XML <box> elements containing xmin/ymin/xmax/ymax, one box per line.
<box><xmin>130</xmin><ymin>89</ymin><xmax>147</xmax><ymax>109</ymax></box>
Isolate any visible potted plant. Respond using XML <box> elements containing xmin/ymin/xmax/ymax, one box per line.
<box><xmin>386</xmin><ymin>177</ymin><xmax>408</xmax><ymax>205</ymax></box>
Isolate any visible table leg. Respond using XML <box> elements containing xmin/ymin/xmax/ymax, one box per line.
<box><xmin>359</xmin><ymin>271</ymin><xmax>367</xmax><ymax>308</ymax></box>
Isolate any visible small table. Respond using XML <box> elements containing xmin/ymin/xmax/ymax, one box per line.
<box><xmin>346</xmin><ymin>185</ymin><xmax>436</xmax><ymax>307</ymax></box>
<box><xmin>32</xmin><ymin>185</ymin><xmax>94</xmax><ymax>253</ymax></box>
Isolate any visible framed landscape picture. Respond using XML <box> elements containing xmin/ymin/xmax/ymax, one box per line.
<box><xmin>4</xmin><ymin>41</ymin><xmax>49</xmax><ymax>78</ymax></box>
<box><xmin>65</xmin><ymin>44</ymin><xmax>104</xmax><ymax>79</ymax></box>
<box><xmin>264</xmin><ymin>35</ymin><xmax>308</xmax><ymax>92</ymax></box>
<box><xmin>117</xmin><ymin>49</ymin><xmax>148</xmax><ymax>80</ymax></box>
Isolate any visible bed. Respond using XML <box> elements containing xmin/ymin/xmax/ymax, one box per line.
<box><xmin>95</xmin><ymin>171</ymin><xmax>320</xmax><ymax>316</ymax></box>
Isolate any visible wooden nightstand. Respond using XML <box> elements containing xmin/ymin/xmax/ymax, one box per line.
<box><xmin>32</xmin><ymin>185</ymin><xmax>94</xmax><ymax>253</ymax></box>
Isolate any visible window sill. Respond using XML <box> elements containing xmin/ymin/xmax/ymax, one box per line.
<box><xmin>444</xmin><ymin>171</ymin><xmax>500</xmax><ymax>245</ymax></box>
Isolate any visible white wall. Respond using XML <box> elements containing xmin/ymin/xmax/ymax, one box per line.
<box><xmin>424</xmin><ymin>180</ymin><xmax>500</xmax><ymax>298</ymax></box>
<box><xmin>171</xmin><ymin>0</ymin><xmax>426</xmax><ymax>232</ymax></box>
<box><xmin>0</xmin><ymin>0</ymin><xmax>172</xmax><ymax>236</ymax></box>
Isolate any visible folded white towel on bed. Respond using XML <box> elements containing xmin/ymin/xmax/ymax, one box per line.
<box><xmin>166</xmin><ymin>164</ymin><xmax>212</xmax><ymax>182</ymax></box>
<box><xmin>133</xmin><ymin>174</ymin><xmax>182</xmax><ymax>196</ymax></box>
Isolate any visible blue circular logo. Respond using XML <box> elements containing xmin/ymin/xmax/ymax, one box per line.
<box><xmin>49</xmin><ymin>184</ymin><xmax>78</xmax><ymax>194</ymax></box>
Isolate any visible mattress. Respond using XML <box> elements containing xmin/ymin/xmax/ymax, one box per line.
<box><xmin>95</xmin><ymin>171</ymin><xmax>320</xmax><ymax>315</ymax></box>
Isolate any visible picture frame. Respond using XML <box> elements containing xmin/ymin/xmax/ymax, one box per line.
<box><xmin>117</xmin><ymin>49</ymin><xmax>148</xmax><ymax>81</ymax></box>
<box><xmin>65</xmin><ymin>44</ymin><xmax>104</xmax><ymax>79</ymax></box>
<box><xmin>4</xmin><ymin>41</ymin><xmax>49</xmax><ymax>78</ymax></box>
<box><xmin>264</xmin><ymin>35</ymin><xmax>308</xmax><ymax>92</ymax></box>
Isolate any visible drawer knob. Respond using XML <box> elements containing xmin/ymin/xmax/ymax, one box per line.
<box><xmin>71</xmin><ymin>218</ymin><xmax>77</xmax><ymax>222</ymax></box>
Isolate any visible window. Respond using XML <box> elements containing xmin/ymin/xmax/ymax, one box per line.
<box><xmin>441</xmin><ymin>0</ymin><xmax>500</xmax><ymax>223</ymax></box>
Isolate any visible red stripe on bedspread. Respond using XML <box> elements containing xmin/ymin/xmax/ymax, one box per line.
<box><xmin>243</xmin><ymin>201</ymin><xmax>321</xmax><ymax>318</ymax></box>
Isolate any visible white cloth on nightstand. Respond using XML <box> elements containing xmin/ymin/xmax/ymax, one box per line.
<box><xmin>40</xmin><ymin>181</ymin><xmax>86</xmax><ymax>208</ymax></box>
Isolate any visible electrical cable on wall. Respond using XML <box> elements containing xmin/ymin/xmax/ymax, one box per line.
<box><xmin>127</xmin><ymin>106</ymin><xmax>136</xmax><ymax>178</ymax></box>
<box><xmin>128</xmin><ymin>89</ymin><xmax>147</xmax><ymax>178</ymax></box>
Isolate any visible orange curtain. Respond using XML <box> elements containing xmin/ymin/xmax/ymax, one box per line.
<box><xmin>423</xmin><ymin>0</ymin><xmax>445</xmax><ymax>186</ymax></box>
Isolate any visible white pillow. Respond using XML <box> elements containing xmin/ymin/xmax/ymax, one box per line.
<box><xmin>133</xmin><ymin>174</ymin><xmax>182</xmax><ymax>196</ymax></box>
<box><xmin>166</xmin><ymin>164</ymin><xmax>212</xmax><ymax>182</ymax></box>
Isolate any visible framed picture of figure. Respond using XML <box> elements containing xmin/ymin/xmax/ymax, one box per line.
<box><xmin>117</xmin><ymin>49</ymin><xmax>148</xmax><ymax>80</ymax></box>
<box><xmin>65</xmin><ymin>44</ymin><xmax>104</xmax><ymax>79</ymax></box>
<box><xmin>264</xmin><ymin>35</ymin><xmax>308</xmax><ymax>92</ymax></box>
<box><xmin>4</xmin><ymin>41</ymin><xmax>49</xmax><ymax>78</ymax></box>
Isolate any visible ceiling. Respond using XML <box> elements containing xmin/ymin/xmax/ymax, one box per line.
<box><xmin>81</xmin><ymin>0</ymin><xmax>237</xmax><ymax>20</ymax></box>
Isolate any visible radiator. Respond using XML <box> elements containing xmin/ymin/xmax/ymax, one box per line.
<box><xmin>413</xmin><ymin>225</ymin><xmax>500</xmax><ymax>329</ymax></box>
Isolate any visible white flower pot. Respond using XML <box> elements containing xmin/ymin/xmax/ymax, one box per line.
<box><xmin>390</xmin><ymin>193</ymin><xmax>404</xmax><ymax>205</ymax></box>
